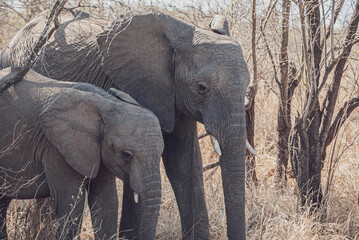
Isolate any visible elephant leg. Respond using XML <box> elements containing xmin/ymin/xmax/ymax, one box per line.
<box><xmin>162</xmin><ymin>113</ymin><xmax>209</xmax><ymax>240</ymax></box>
<box><xmin>53</xmin><ymin>185</ymin><xmax>86</xmax><ymax>240</ymax></box>
<box><xmin>88</xmin><ymin>165</ymin><xmax>118</xmax><ymax>240</ymax></box>
<box><xmin>0</xmin><ymin>199</ymin><xmax>10</xmax><ymax>240</ymax></box>
<box><xmin>42</xmin><ymin>148</ymin><xmax>87</xmax><ymax>240</ymax></box>
<box><xmin>119</xmin><ymin>183</ymin><xmax>140</xmax><ymax>239</ymax></box>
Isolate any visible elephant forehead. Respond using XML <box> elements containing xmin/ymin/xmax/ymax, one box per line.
<box><xmin>115</xmin><ymin>105</ymin><xmax>160</xmax><ymax>126</ymax></box>
<box><xmin>192</xmin><ymin>43</ymin><xmax>244</xmax><ymax>64</ymax></box>
<box><xmin>189</xmin><ymin>47</ymin><xmax>250</xmax><ymax>87</ymax></box>
<box><xmin>189</xmin><ymin>61</ymin><xmax>248</xmax><ymax>86</ymax></box>
<box><xmin>109</xmin><ymin>121</ymin><xmax>163</xmax><ymax>152</ymax></box>
<box><xmin>110</xmin><ymin>111</ymin><xmax>162</xmax><ymax>137</ymax></box>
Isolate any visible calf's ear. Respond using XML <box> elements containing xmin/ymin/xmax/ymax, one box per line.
<box><xmin>39</xmin><ymin>89</ymin><xmax>108</xmax><ymax>178</ymax></box>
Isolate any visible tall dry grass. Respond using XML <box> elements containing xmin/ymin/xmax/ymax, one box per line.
<box><xmin>4</xmin><ymin>117</ymin><xmax>359</xmax><ymax>239</ymax></box>
<box><xmin>1</xmin><ymin>2</ymin><xmax>358</xmax><ymax>239</ymax></box>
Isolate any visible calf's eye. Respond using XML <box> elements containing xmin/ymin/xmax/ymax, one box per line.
<box><xmin>198</xmin><ymin>82</ymin><xmax>209</xmax><ymax>95</ymax></box>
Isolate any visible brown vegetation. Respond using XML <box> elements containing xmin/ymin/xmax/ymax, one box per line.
<box><xmin>0</xmin><ymin>0</ymin><xmax>358</xmax><ymax>239</ymax></box>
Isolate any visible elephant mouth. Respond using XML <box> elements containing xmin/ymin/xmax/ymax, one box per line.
<box><xmin>203</xmin><ymin>133</ymin><xmax>257</xmax><ymax>156</ymax></box>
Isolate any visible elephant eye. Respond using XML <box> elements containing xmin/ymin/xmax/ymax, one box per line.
<box><xmin>122</xmin><ymin>150</ymin><xmax>133</xmax><ymax>163</ymax></box>
<box><xmin>198</xmin><ymin>82</ymin><xmax>209</xmax><ymax>95</ymax></box>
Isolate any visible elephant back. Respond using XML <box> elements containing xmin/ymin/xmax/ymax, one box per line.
<box><xmin>0</xmin><ymin>10</ymin><xmax>113</xmax><ymax>90</ymax></box>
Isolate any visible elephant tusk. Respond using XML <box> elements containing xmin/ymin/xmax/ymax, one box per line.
<box><xmin>210</xmin><ymin>135</ymin><xmax>257</xmax><ymax>156</ymax></box>
<box><xmin>134</xmin><ymin>192</ymin><xmax>139</xmax><ymax>203</ymax></box>
<box><xmin>210</xmin><ymin>135</ymin><xmax>222</xmax><ymax>156</ymax></box>
<box><xmin>246</xmin><ymin>140</ymin><xmax>257</xmax><ymax>156</ymax></box>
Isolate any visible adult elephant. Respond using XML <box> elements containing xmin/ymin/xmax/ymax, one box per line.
<box><xmin>1</xmin><ymin>9</ymin><xmax>250</xmax><ymax>239</ymax></box>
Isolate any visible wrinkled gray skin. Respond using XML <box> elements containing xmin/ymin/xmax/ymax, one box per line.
<box><xmin>0</xmin><ymin>67</ymin><xmax>163</xmax><ymax>240</ymax></box>
<box><xmin>0</xmin><ymin>8</ymin><xmax>250</xmax><ymax>239</ymax></box>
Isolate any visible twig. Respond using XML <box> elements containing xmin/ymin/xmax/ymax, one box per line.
<box><xmin>0</xmin><ymin>2</ymin><xmax>29</xmax><ymax>22</ymax></box>
<box><xmin>260</xmin><ymin>24</ymin><xmax>280</xmax><ymax>93</ymax></box>
<box><xmin>322</xmin><ymin>97</ymin><xmax>359</xmax><ymax>154</ymax></box>
<box><xmin>320</xmin><ymin>0</ymin><xmax>359</xmax><ymax>147</ymax></box>
<box><xmin>321</xmin><ymin>0</ymin><xmax>328</xmax><ymax>70</ymax></box>
<box><xmin>0</xmin><ymin>0</ymin><xmax>68</xmax><ymax>95</ymax></box>
<box><xmin>250</xmin><ymin>0</ymin><xmax>258</xmax><ymax>103</ymax></box>
<box><xmin>203</xmin><ymin>161</ymin><xmax>220</xmax><ymax>172</ymax></box>
<box><xmin>246</xmin><ymin>0</ymin><xmax>279</xmax><ymax>63</ymax></box>
<box><xmin>198</xmin><ymin>132</ymin><xmax>209</xmax><ymax>139</ymax></box>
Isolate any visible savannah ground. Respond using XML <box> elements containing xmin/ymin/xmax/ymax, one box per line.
<box><xmin>1</xmin><ymin>1</ymin><xmax>359</xmax><ymax>239</ymax></box>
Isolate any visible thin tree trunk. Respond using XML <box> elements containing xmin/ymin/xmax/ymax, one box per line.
<box><xmin>291</xmin><ymin>0</ymin><xmax>359</xmax><ymax>209</ymax></box>
<box><xmin>293</xmin><ymin>0</ymin><xmax>324</xmax><ymax>208</ymax></box>
<box><xmin>246</xmin><ymin>101</ymin><xmax>257</xmax><ymax>182</ymax></box>
<box><xmin>275</xmin><ymin>0</ymin><xmax>291</xmax><ymax>183</ymax></box>
<box><xmin>245</xmin><ymin>0</ymin><xmax>258</xmax><ymax>183</ymax></box>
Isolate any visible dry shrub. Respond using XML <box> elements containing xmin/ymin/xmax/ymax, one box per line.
<box><xmin>3</xmin><ymin>123</ymin><xmax>358</xmax><ymax>240</ymax></box>
<box><xmin>1</xmin><ymin>1</ymin><xmax>359</xmax><ymax>239</ymax></box>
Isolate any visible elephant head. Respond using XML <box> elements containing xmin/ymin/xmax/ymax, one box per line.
<box><xmin>97</xmin><ymin>9</ymin><xmax>249</xmax><ymax>238</ymax></box>
<box><xmin>39</xmin><ymin>86</ymin><xmax>164</xmax><ymax>239</ymax></box>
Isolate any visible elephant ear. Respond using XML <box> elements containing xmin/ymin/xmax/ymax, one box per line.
<box><xmin>97</xmin><ymin>9</ymin><xmax>194</xmax><ymax>133</ymax></box>
<box><xmin>209</xmin><ymin>15</ymin><xmax>230</xmax><ymax>36</ymax></box>
<box><xmin>39</xmin><ymin>89</ymin><xmax>106</xmax><ymax>178</ymax></box>
<box><xmin>108</xmin><ymin>88</ymin><xmax>141</xmax><ymax>107</ymax></box>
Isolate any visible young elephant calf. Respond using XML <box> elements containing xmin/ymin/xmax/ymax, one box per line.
<box><xmin>0</xmin><ymin>67</ymin><xmax>164</xmax><ymax>239</ymax></box>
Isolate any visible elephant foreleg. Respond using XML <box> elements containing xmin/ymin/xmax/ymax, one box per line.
<box><xmin>53</xmin><ymin>185</ymin><xmax>86</xmax><ymax>240</ymax></box>
<box><xmin>88</xmin><ymin>165</ymin><xmax>118</xmax><ymax>240</ymax></box>
<box><xmin>162</xmin><ymin>113</ymin><xmax>209</xmax><ymax>240</ymax></box>
<box><xmin>42</xmin><ymin>148</ymin><xmax>87</xmax><ymax>240</ymax></box>
<box><xmin>0</xmin><ymin>198</ymin><xmax>10</xmax><ymax>240</ymax></box>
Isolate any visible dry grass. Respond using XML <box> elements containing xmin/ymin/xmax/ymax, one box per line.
<box><xmin>5</xmin><ymin>116</ymin><xmax>359</xmax><ymax>239</ymax></box>
<box><xmin>1</xmin><ymin>2</ymin><xmax>359</xmax><ymax>239</ymax></box>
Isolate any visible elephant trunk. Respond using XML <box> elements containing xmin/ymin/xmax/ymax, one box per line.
<box><xmin>219</xmin><ymin>124</ymin><xmax>246</xmax><ymax>239</ymax></box>
<box><xmin>206</xmin><ymin>107</ymin><xmax>246</xmax><ymax>239</ymax></box>
<box><xmin>137</xmin><ymin>171</ymin><xmax>162</xmax><ymax>240</ymax></box>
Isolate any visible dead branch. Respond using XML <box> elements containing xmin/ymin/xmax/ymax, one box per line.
<box><xmin>0</xmin><ymin>1</ymin><xmax>29</xmax><ymax>22</ymax></box>
<box><xmin>198</xmin><ymin>132</ymin><xmax>209</xmax><ymax>139</ymax></box>
<box><xmin>322</xmin><ymin>97</ymin><xmax>359</xmax><ymax>158</ymax></box>
<box><xmin>260</xmin><ymin>24</ymin><xmax>280</xmax><ymax>89</ymax></box>
<box><xmin>203</xmin><ymin>161</ymin><xmax>220</xmax><ymax>172</ymax></box>
<box><xmin>246</xmin><ymin>0</ymin><xmax>279</xmax><ymax>63</ymax></box>
<box><xmin>250</xmin><ymin>0</ymin><xmax>258</xmax><ymax>97</ymax></box>
<box><xmin>323</xmin><ymin>0</ymin><xmax>345</xmax><ymax>45</ymax></box>
<box><xmin>320</xmin><ymin>0</ymin><xmax>359</xmax><ymax>147</ymax></box>
<box><xmin>288</xmin><ymin>63</ymin><xmax>300</xmax><ymax>99</ymax></box>
<box><xmin>0</xmin><ymin>0</ymin><xmax>68</xmax><ymax>95</ymax></box>
<box><xmin>245</xmin><ymin>85</ymin><xmax>256</xmax><ymax>110</ymax></box>
<box><xmin>245</xmin><ymin>0</ymin><xmax>259</xmax><ymax>183</ymax></box>
<box><xmin>299</xmin><ymin>0</ymin><xmax>312</xmax><ymax>121</ymax></box>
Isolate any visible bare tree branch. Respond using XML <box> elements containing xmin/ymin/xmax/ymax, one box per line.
<box><xmin>203</xmin><ymin>161</ymin><xmax>220</xmax><ymax>172</ymax></box>
<box><xmin>250</xmin><ymin>0</ymin><xmax>258</xmax><ymax>97</ymax></box>
<box><xmin>0</xmin><ymin>1</ymin><xmax>29</xmax><ymax>22</ymax></box>
<box><xmin>0</xmin><ymin>0</ymin><xmax>68</xmax><ymax>95</ymax></box>
<box><xmin>321</xmin><ymin>0</ymin><xmax>345</xmax><ymax>46</ymax></box>
<box><xmin>260</xmin><ymin>24</ymin><xmax>280</xmax><ymax>90</ymax></box>
<box><xmin>246</xmin><ymin>0</ymin><xmax>279</xmax><ymax>63</ymax></box>
<box><xmin>322</xmin><ymin>97</ymin><xmax>359</xmax><ymax>158</ymax></box>
<box><xmin>245</xmin><ymin>0</ymin><xmax>258</xmax><ymax>183</ymax></box>
<box><xmin>320</xmin><ymin>0</ymin><xmax>359</xmax><ymax>147</ymax></box>
<box><xmin>299</xmin><ymin>0</ymin><xmax>313</xmax><ymax>121</ymax></box>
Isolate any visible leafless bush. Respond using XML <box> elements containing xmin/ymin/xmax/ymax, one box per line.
<box><xmin>1</xmin><ymin>0</ymin><xmax>359</xmax><ymax>239</ymax></box>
